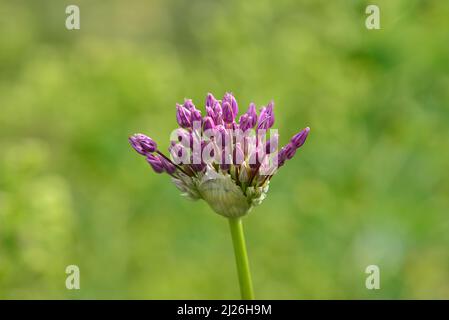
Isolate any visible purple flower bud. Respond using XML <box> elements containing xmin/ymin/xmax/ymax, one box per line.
<box><xmin>239</xmin><ymin>114</ymin><xmax>252</xmax><ymax>132</ymax></box>
<box><xmin>146</xmin><ymin>154</ymin><xmax>165</xmax><ymax>173</ymax></box>
<box><xmin>205</xmin><ymin>93</ymin><xmax>217</xmax><ymax>108</ymax></box>
<box><xmin>222</xmin><ymin>102</ymin><xmax>235</xmax><ymax>124</ymax></box>
<box><xmin>203</xmin><ymin>116</ymin><xmax>215</xmax><ymax>131</ymax></box>
<box><xmin>290</xmin><ymin>127</ymin><xmax>310</xmax><ymax>149</ymax></box>
<box><xmin>277</xmin><ymin>144</ymin><xmax>295</xmax><ymax>167</ymax></box>
<box><xmin>213</xmin><ymin>101</ymin><xmax>224</xmax><ymax>125</ymax></box>
<box><xmin>246</xmin><ymin>103</ymin><xmax>258</xmax><ymax>127</ymax></box>
<box><xmin>277</xmin><ymin>127</ymin><xmax>310</xmax><ymax>168</ymax></box>
<box><xmin>284</xmin><ymin>143</ymin><xmax>296</xmax><ymax>159</ymax></box>
<box><xmin>129</xmin><ymin>134</ymin><xmax>157</xmax><ymax>155</ymax></box>
<box><xmin>277</xmin><ymin>148</ymin><xmax>287</xmax><ymax>167</ymax></box>
<box><xmin>183</xmin><ymin>99</ymin><xmax>195</xmax><ymax>111</ymax></box>
<box><xmin>206</xmin><ymin>106</ymin><xmax>215</xmax><ymax>119</ymax></box>
<box><xmin>176</xmin><ymin>103</ymin><xmax>192</xmax><ymax>128</ymax></box>
<box><xmin>222</xmin><ymin>93</ymin><xmax>238</xmax><ymax>123</ymax></box>
<box><xmin>213</xmin><ymin>101</ymin><xmax>223</xmax><ymax>115</ymax></box>
<box><xmin>223</xmin><ymin>92</ymin><xmax>238</xmax><ymax>116</ymax></box>
<box><xmin>191</xmin><ymin>108</ymin><xmax>202</xmax><ymax>123</ymax></box>
<box><xmin>257</xmin><ymin>101</ymin><xmax>275</xmax><ymax>130</ymax></box>
<box><xmin>159</xmin><ymin>155</ymin><xmax>177</xmax><ymax>174</ymax></box>
<box><xmin>206</xmin><ymin>101</ymin><xmax>224</xmax><ymax>126</ymax></box>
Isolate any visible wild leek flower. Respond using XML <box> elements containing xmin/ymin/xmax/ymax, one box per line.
<box><xmin>129</xmin><ymin>93</ymin><xmax>309</xmax><ymax>299</ymax></box>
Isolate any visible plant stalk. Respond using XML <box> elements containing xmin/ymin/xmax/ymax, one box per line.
<box><xmin>228</xmin><ymin>217</ymin><xmax>254</xmax><ymax>300</ymax></box>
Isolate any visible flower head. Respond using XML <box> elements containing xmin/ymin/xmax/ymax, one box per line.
<box><xmin>129</xmin><ymin>93</ymin><xmax>310</xmax><ymax>218</ymax></box>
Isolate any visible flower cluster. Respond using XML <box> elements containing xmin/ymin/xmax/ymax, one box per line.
<box><xmin>129</xmin><ymin>93</ymin><xmax>309</xmax><ymax>218</ymax></box>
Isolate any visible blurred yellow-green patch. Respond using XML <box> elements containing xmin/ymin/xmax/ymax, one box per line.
<box><xmin>0</xmin><ymin>0</ymin><xmax>448</xmax><ymax>299</ymax></box>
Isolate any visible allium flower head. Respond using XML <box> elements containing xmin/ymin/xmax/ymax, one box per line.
<box><xmin>129</xmin><ymin>93</ymin><xmax>310</xmax><ymax>218</ymax></box>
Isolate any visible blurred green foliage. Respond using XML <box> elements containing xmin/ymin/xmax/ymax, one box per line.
<box><xmin>1</xmin><ymin>0</ymin><xmax>449</xmax><ymax>299</ymax></box>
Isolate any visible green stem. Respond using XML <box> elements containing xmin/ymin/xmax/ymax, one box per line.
<box><xmin>228</xmin><ymin>217</ymin><xmax>254</xmax><ymax>300</ymax></box>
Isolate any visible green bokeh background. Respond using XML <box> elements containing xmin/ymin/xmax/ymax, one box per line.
<box><xmin>1</xmin><ymin>0</ymin><xmax>448</xmax><ymax>299</ymax></box>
